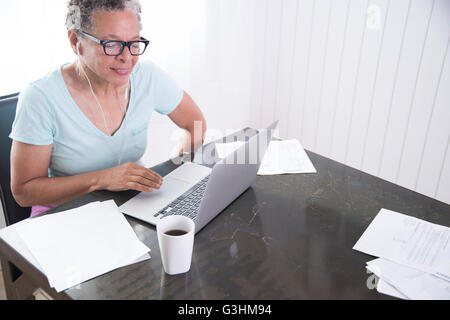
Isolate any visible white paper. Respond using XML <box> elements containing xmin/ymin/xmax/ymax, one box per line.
<box><xmin>376</xmin><ymin>277</ymin><xmax>409</xmax><ymax>300</ymax></box>
<box><xmin>367</xmin><ymin>258</ymin><xmax>450</xmax><ymax>300</ymax></box>
<box><xmin>0</xmin><ymin>218</ymin><xmax>45</xmax><ymax>271</ymax></box>
<box><xmin>366</xmin><ymin>265</ymin><xmax>408</xmax><ymax>299</ymax></box>
<box><xmin>353</xmin><ymin>208</ymin><xmax>450</xmax><ymax>281</ymax></box>
<box><xmin>366</xmin><ymin>264</ymin><xmax>409</xmax><ymax>299</ymax></box>
<box><xmin>14</xmin><ymin>200</ymin><xmax>150</xmax><ymax>292</ymax></box>
<box><xmin>0</xmin><ymin>219</ymin><xmax>150</xmax><ymax>279</ymax></box>
<box><xmin>257</xmin><ymin>139</ymin><xmax>316</xmax><ymax>175</ymax></box>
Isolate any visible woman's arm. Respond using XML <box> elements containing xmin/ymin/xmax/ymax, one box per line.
<box><xmin>10</xmin><ymin>141</ymin><xmax>163</xmax><ymax>207</ymax></box>
<box><xmin>168</xmin><ymin>91</ymin><xmax>206</xmax><ymax>155</ymax></box>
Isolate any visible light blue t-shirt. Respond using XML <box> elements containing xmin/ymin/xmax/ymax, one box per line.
<box><xmin>9</xmin><ymin>60</ymin><xmax>183</xmax><ymax>178</ymax></box>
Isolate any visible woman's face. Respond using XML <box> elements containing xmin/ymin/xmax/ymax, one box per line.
<box><xmin>79</xmin><ymin>9</ymin><xmax>141</xmax><ymax>87</ymax></box>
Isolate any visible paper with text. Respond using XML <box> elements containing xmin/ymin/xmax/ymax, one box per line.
<box><xmin>367</xmin><ymin>258</ymin><xmax>450</xmax><ymax>300</ymax></box>
<box><xmin>353</xmin><ymin>209</ymin><xmax>450</xmax><ymax>281</ymax></box>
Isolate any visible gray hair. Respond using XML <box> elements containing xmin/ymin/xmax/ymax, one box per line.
<box><xmin>65</xmin><ymin>0</ymin><xmax>142</xmax><ymax>31</ymax></box>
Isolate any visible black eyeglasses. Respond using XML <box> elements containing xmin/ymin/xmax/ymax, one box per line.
<box><xmin>77</xmin><ymin>30</ymin><xmax>149</xmax><ymax>56</ymax></box>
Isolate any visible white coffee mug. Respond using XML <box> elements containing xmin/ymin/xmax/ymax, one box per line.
<box><xmin>157</xmin><ymin>215</ymin><xmax>195</xmax><ymax>275</ymax></box>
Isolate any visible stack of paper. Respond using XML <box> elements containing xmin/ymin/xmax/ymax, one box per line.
<box><xmin>353</xmin><ymin>208</ymin><xmax>450</xmax><ymax>299</ymax></box>
<box><xmin>257</xmin><ymin>139</ymin><xmax>316</xmax><ymax>175</ymax></box>
<box><xmin>6</xmin><ymin>200</ymin><xmax>150</xmax><ymax>292</ymax></box>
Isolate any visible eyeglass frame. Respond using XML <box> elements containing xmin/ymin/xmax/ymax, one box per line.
<box><xmin>76</xmin><ymin>30</ymin><xmax>150</xmax><ymax>56</ymax></box>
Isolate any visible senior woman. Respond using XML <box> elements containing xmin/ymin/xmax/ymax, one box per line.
<box><xmin>9</xmin><ymin>0</ymin><xmax>206</xmax><ymax>217</ymax></box>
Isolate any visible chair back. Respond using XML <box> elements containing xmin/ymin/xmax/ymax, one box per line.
<box><xmin>0</xmin><ymin>93</ymin><xmax>31</xmax><ymax>225</ymax></box>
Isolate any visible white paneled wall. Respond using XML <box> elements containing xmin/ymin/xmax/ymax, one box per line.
<box><xmin>144</xmin><ymin>0</ymin><xmax>449</xmax><ymax>204</ymax></box>
<box><xmin>241</xmin><ymin>0</ymin><xmax>449</xmax><ymax>204</ymax></box>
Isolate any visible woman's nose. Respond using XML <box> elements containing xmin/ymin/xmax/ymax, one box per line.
<box><xmin>118</xmin><ymin>45</ymin><xmax>133</xmax><ymax>62</ymax></box>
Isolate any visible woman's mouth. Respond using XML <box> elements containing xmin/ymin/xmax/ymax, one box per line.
<box><xmin>111</xmin><ymin>68</ymin><xmax>130</xmax><ymax>76</ymax></box>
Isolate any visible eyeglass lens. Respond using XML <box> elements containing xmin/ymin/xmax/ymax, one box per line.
<box><xmin>104</xmin><ymin>41</ymin><xmax>147</xmax><ymax>56</ymax></box>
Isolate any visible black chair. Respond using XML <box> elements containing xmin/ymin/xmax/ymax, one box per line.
<box><xmin>0</xmin><ymin>93</ymin><xmax>31</xmax><ymax>226</ymax></box>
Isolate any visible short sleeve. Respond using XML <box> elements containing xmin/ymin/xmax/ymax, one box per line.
<box><xmin>145</xmin><ymin>61</ymin><xmax>184</xmax><ymax>115</ymax></box>
<box><xmin>9</xmin><ymin>83</ymin><xmax>54</xmax><ymax>145</ymax></box>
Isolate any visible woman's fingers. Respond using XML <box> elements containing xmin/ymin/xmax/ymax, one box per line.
<box><xmin>102</xmin><ymin>163</ymin><xmax>163</xmax><ymax>192</ymax></box>
<box><xmin>128</xmin><ymin>163</ymin><xmax>162</xmax><ymax>182</ymax></box>
<box><xmin>127</xmin><ymin>164</ymin><xmax>163</xmax><ymax>191</ymax></box>
<box><xmin>143</xmin><ymin>169</ymin><xmax>163</xmax><ymax>185</ymax></box>
<box><xmin>133</xmin><ymin>175</ymin><xmax>162</xmax><ymax>190</ymax></box>
<box><xmin>126</xmin><ymin>181</ymin><xmax>153</xmax><ymax>192</ymax></box>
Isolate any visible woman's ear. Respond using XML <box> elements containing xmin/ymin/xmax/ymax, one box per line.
<box><xmin>68</xmin><ymin>29</ymin><xmax>80</xmax><ymax>55</ymax></box>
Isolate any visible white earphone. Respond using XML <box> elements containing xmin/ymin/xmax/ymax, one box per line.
<box><xmin>76</xmin><ymin>41</ymin><xmax>81</xmax><ymax>58</ymax></box>
<box><xmin>75</xmin><ymin>38</ymin><xmax>129</xmax><ymax>165</ymax></box>
<box><xmin>76</xmin><ymin>42</ymin><xmax>82</xmax><ymax>76</ymax></box>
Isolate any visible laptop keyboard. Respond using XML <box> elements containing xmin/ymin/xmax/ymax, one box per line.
<box><xmin>154</xmin><ymin>175</ymin><xmax>210</xmax><ymax>221</ymax></box>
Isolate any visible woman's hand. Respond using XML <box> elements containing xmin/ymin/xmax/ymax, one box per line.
<box><xmin>11</xmin><ymin>142</ymin><xmax>162</xmax><ymax>207</ymax></box>
<box><xmin>97</xmin><ymin>162</ymin><xmax>163</xmax><ymax>193</ymax></box>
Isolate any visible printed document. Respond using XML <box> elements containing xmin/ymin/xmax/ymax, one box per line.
<box><xmin>353</xmin><ymin>208</ymin><xmax>450</xmax><ymax>281</ymax></box>
<box><xmin>367</xmin><ymin>258</ymin><xmax>450</xmax><ymax>299</ymax></box>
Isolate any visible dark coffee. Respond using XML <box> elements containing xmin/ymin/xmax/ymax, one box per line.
<box><xmin>165</xmin><ymin>229</ymin><xmax>188</xmax><ymax>236</ymax></box>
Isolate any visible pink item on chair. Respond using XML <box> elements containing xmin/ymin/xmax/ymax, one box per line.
<box><xmin>30</xmin><ymin>205</ymin><xmax>56</xmax><ymax>217</ymax></box>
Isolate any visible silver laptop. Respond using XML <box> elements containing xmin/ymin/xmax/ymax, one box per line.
<box><xmin>119</xmin><ymin>121</ymin><xmax>278</xmax><ymax>234</ymax></box>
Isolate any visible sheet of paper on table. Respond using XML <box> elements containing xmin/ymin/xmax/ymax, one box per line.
<box><xmin>10</xmin><ymin>200</ymin><xmax>150</xmax><ymax>292</ymax></box>
<box><xmin>353</xmin><ymin>208</ymin><xmax>450</xmax><ymax>280</ymax></box>
<box><xmin>354</xmin><ymin>208</ymin><xmax>450</xmax><ymax>300</ymax></box>
<box><xmin>367</xmin><ymin>258</ymin><xmax>450</xmax><ymax>299</ymax></box>
<box><xmin>257</xmin><ymin>139</ymin><xmax>316</xmax><ymax>175</ymax></box>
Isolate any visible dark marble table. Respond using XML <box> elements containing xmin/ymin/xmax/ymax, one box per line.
<box><xmin>1</xmin><ymin>128</ymin><xmax>449</xmax><ymax>300</ymax></box>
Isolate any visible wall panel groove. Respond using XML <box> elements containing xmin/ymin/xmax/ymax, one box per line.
<box><xmin>395</xmin><ymin>0</ymin><xmax>436</xmax><ymax>185</ymax></box>
<box><xmin>415</xmin><ymin>36</ymin><xmax>450</xmax><ymax>191</ymax></box>
<box><xmin>377</xmin><ymin>0</ymin><xmax>412</xmax><ymax>177</ymax></box>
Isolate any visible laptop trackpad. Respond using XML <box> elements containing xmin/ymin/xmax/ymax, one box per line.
<box><xmin>147</xmin><ymin>177</ymin><xmax>191</xmax><ymax>200</ymax></box>
<box><xmin>119</xmin><ymin>163</ymin><xmax>212</xmax><ymax>223</ymax></box>
<box><xmin>119</xmin><ymin>177</ymin><xmax>191</xmax><ymax>218</ymax></box>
